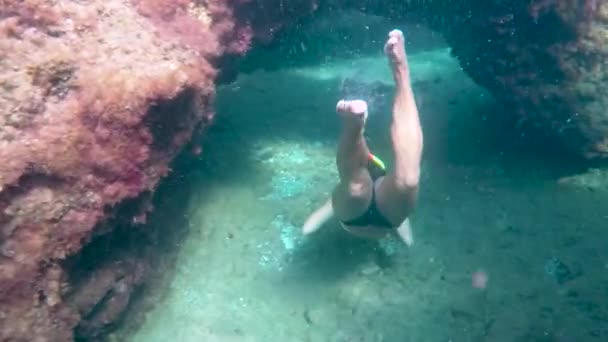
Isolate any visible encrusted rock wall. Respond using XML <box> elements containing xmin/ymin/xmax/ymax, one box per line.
<box><xmin>0</xmin><ymin>0</ymin><xmax>219</xmax><ymax>340</ymax></box>
<box><xmin>435</xmin><ymin>0</ymin><xmax>608</xmax><ymax>159</ymax></box>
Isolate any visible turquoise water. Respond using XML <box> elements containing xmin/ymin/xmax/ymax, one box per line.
<box><xmin>116</xmin><ymin>19</ymin><xmax>608</xmax><ymax>342</ymax></box>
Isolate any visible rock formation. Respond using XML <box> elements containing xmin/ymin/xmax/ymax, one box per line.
<box><xmin>1</xmin><ymin>0</ymin><xmax>217</xmax><ymax>340</ymax></box>
<box><xmin>434</xmin><ymin>0</ymin><xmax>608</xmax><ymax>159</ymax></box>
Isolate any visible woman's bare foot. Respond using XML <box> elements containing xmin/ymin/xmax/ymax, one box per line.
<box><xmin>384</xmin><ymin>29</ymin><xmax>409</xmax><ymax>81</ymax></box>
<box><xmin>336</xmin><ymin>99</ymin><xmax>368</xmax><ymax>126</ymax></box>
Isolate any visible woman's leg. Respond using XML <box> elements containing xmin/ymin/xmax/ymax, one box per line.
<box><xmin>331</xmin><ymin>100</ymin><xmax>374</xmax><ymax>222</ymax></box>
<box><xmin>375</xmin><ymin>29</ymin><xmax>424</xmax><ymax>225</ymax></box>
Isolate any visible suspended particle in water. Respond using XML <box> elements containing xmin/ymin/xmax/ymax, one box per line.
<box><xmin>191</xmin><ymin>145</ymin><xmax>202</xmax><ymax>156</ymax></box>
<box><xmin>472</xmin><ymin>270</ymin><xmax>488</xmax><ymax>289</ymax></box>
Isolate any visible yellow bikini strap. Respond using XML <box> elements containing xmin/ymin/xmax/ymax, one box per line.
<box><xmin>368</xmin><ymin>152</ymin><xmax>386</xmax><ymax>171</ymax></box>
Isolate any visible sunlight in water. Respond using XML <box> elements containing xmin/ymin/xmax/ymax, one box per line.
<box><xmin>290</xmin><ymin>48</ymin><xmax>457</xmax><ymax>84</ymax></box>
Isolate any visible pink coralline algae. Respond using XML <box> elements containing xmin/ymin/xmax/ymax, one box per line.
<box><xmin>0</xmin><ymin>0</ymin><xmax>220</xmax><ymax>340</ymax></box>
<box><xmin>131</xmin><ymin>0</ymin><xmax>254</xmax><ymax>57</ymax></box>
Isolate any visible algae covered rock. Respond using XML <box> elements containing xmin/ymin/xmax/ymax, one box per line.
<box><xmin>437</xmin><ymin>0</ymin><xmax>608</xmax><ymax>159</ymax></box>
<box><xmin>0</xmin><ymin>0</ymin><xmax>219</xmax><ymax>339</ymax></box>
<box><xmin>0</xmin><ymin>0</ymin><xmax>319</xmax><ymax>338</ymax></box>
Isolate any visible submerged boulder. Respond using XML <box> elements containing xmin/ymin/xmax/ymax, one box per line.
<box><xmin>436</xmin><ymin>0</ymin><xmax>608</xmax><ymax>159</ymax></box>
<box><xmin>0</xmin><ymin>0</ymin><xmax>220</xmax><ymax>339</ymax></box>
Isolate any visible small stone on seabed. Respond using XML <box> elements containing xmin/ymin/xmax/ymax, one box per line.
<box><xmin>472</xmin><ymin>270</ymin><xmax>488</xmax><ymax>289</ymax></box>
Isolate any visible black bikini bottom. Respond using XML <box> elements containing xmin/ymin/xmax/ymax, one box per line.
<box><xmin>340</xmin><ymin>180</ymin><xmax>394</xmax><ymax>229</ymax></box>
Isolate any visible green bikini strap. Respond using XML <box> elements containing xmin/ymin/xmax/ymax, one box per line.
<box><xmin>367</xmin><ymin>152</ymin><xmax>386</xmax><ymax>171</ymax></box>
